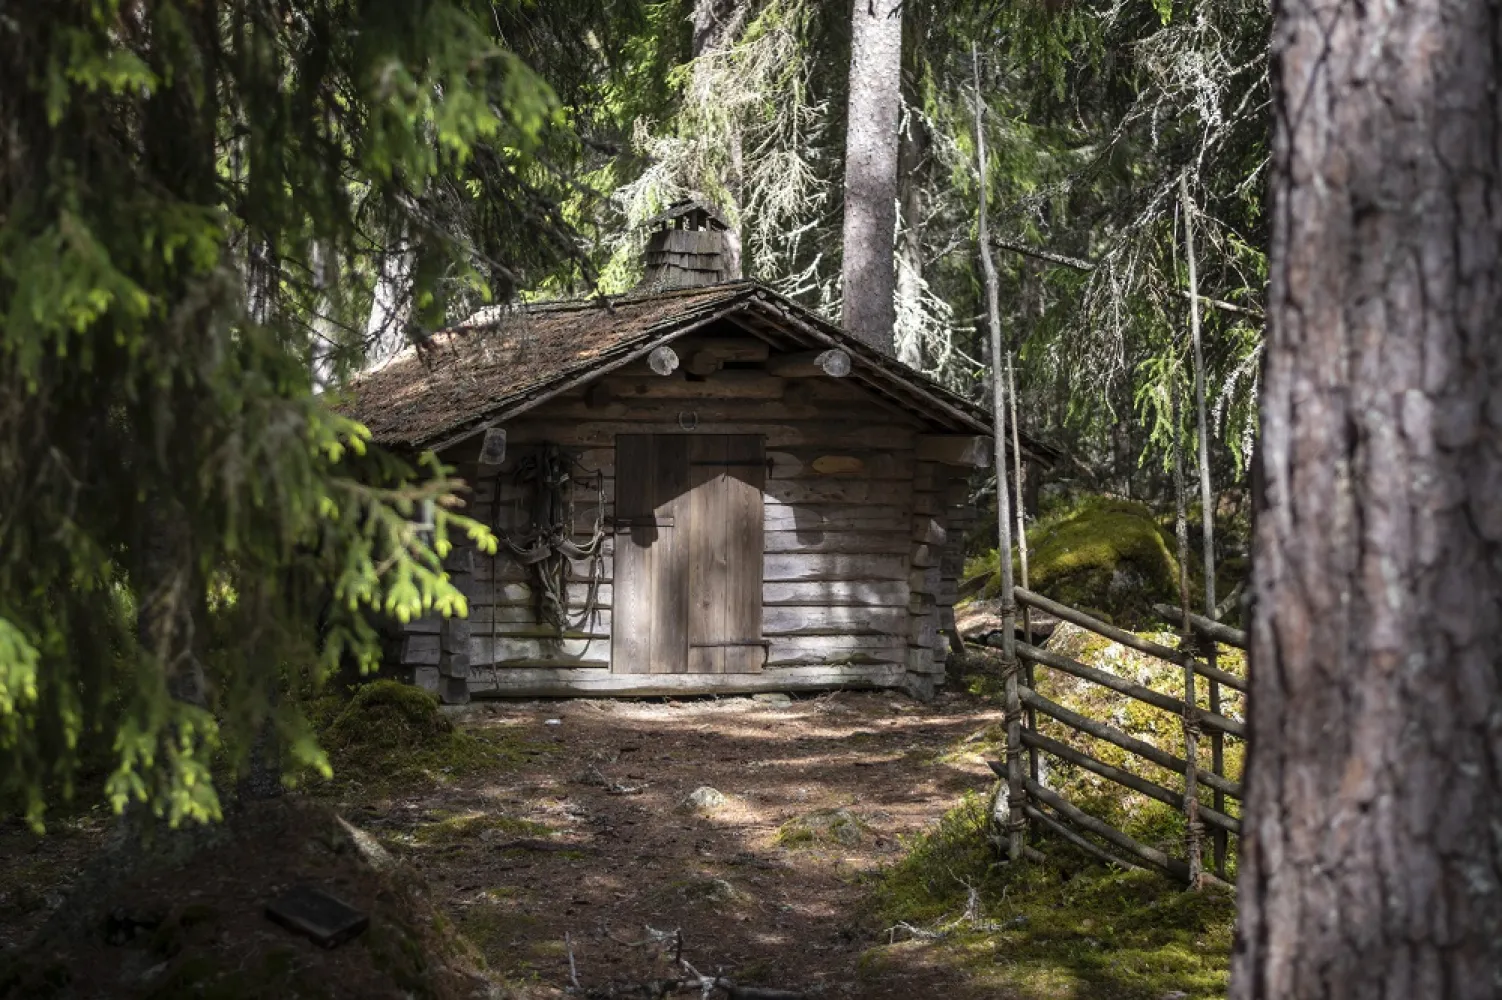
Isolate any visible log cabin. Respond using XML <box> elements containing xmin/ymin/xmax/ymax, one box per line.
<box><xmin>340</xmin><ymin>202</ymin><xmax>1056</xmax><ymax>704</ymax></box>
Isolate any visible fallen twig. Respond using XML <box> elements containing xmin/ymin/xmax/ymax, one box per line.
<box><xmin>585</xmin><ymin>926</ymin><xmax>806</xmax><ymax>999</ymax></box>
<box><xmin>583</xmin><ymin>764</ymin><xmax>649</xmax><ymax>795</ymax></box>
<box><xmin>566</xmin><ymin>932</ymin><xmax>581</xmax><ymax>990</ymax></box>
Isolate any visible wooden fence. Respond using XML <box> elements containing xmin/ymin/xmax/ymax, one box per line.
<box><xmin>983</xmin><ymin>586</ymin><xmax>1248</xmax><ymax>887</ymax></box>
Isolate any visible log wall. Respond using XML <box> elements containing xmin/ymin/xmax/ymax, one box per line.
<box><xmin>399</xmin><ymin>332</ymin><xmax>973</xmax><ymax>701</ymax></box>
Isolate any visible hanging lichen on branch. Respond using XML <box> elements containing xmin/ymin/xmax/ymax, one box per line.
<box><xmin>490</xmin><ymin>444</ymin><xmax>607</xmax><ymax>634</ymax></box>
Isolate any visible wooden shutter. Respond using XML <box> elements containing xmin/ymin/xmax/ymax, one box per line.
<box><xmin>612</xmin><ymin>434</ymin><xmax>765</xmax><ymax>675</ymax></box>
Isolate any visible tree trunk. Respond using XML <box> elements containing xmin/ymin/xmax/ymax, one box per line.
<box><xmin>1231</xmin><ymin>0</ymin><xmax>1502</xmax><ymax>994</ymax></box>
<box><xmin>692</xmin><ymin>0</ymin><xmax>746</xmax><ymax>280</ymax></box>
<box><xmin>839</xmin><ymin>0</ymin><xmax>902</xmax><ymax>354</ymax></box>
<box><xmin>894</xmin><ymin>114</ymin><xmax>927</xmax><ymax>368</ymax></box>
<box><xmin>691</xmin><ymin>0</ymin><xmax>740</xmax><ymax>55</ymax></box>
<box><xmin>364</xmin><ymin>235</ymin><xmax>413</xmax><ymax>367</ymax></box>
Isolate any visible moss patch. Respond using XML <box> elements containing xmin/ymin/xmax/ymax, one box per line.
<box><xmin>973</xmin><ymin>497</ymin><xmax>1180</xmax><ymax>627</ymax></box>
<box><xmin>316</xmin><ymin>681</ymin><xmax>550</xmax><ymax>796</ymax></box>
<box><xmin>776</xmin><ymin>808</ymin><xmax>870</xmax><ymax>848</ymax></box>
<box><xmin>409</xmin><ymin>811</ymin><xmax>555</xmax><ymax>847</ymax></box>
<box><xmin>871</xmin><ymin>795</ymin><xmax>1236</xmax><ymax>999</ymax></box>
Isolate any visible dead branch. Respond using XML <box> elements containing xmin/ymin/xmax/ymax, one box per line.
<box><xmin>582</xmin><ymin>926</ymin><xmax>805</xmax><ymax>1000</ymax></box>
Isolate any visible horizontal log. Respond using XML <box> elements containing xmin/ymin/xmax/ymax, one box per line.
<box><xmin>1152</xmin><ymin>604</ymin><xmax>1248</xmax><ymax>649</ymax></box>
<box><xmin>1021</xmin><ymin>730</ymin><xmax>1241</xmax><ymax>836</ymax></box>
<box><xmin>762</xmin><ymin>581</ymin><xmax>910</xmax><ymax>607</ymax></box>
<box><xmin>472</xmin><ymin>625</ymin><xmax>609</xmax><ymax>641</ymax></box>
<box><xmin>912</xmin><ymin>516</ymin><xmax>947</xmax><ymax>546</ymax></box>
<box><xmin>469</xmin><ymin>605</ymin><xmax>609</xmax><ymax>625</ymax></box>
<box><xmin>763</xmin><ymin>478</ymin><xmax>911</xmax><ymax>505</ymax></box>
<box><xmin>471</xmin><ymin>635</ymin><xmax>612</xmax><ymax>666</ymax></box>
<box><xmin>402</xmin><ymin>634</ymin><xmax>440</xmax><ymax>666</ymax></box>
<box><xmin>765</xmin><ymin>348</ymin><xmax>852</xmax><ymax>378</ymax></box>
<box><xmin>505</xmin><ymin>421</ymin><xmax>919</xmax><ymax>450</ymax></box>
<box><xmin>764</xmin><ymin>635</ymin><xmax>906</xmax><ymax>666</ymax></box>
<box><xmin>1015</xmin><ymin>586</ymin><xmax>1246</xmax><ymax>694</ymax></box>
<box><xmin>468</xmin><ymin>664</ymin><xmax>908</xmax><ymax>698</ymax></box>
<box><xmin>810</xmin><ymin>455</ymin><xmax>863</xmax><ymax>475</ymax></box>
<box><xmin>466</xmin><ymin>613</ymin><xmax>611</xmax><ymax>642</ymax></box>
<box><xmin>682</xmin><ymin>336</ymin><xmax>771</xmax><ymax>375</ymax></box>
<box><xmin>761</xmin><ymin>504</ymin><xmax>910</xmax><ymax>532</ymax></box>
<box><xmin>559</xmin><ymin>450</ymin><xmax>917</xmax><ymax>484</ymax></box>
<box><xmin>1018</xmin><ymin>641</ymin><xmax>1183</xmax><ymax>715</ymax></box>
<box><xmin>1026</xmin><ymin>779</ymin><xmax>1191</xmax><ymax>883</ymax></box>
<box><xmin>534</xmin><ymin>395</ymin><xmax>884</xmax><ymax>424</ymax></box>
<box><xmin>473</xmin><ymin>477</ymin><xmax>615</xmax><ymax>506</ymax></box>
<box><xmin>466</xmin><ymin>582</ymin><xmax>612</xmax><ymax>608</ymax></box>
<box><xmin>761</xmin><ymin>606</ymin><xmax>908</xmax><ymax>636</ymax></box>
<box><xmin>766</xmin><ymin>450</ymin><xmax>915</xmax><ymax>480</ymax></box>
<box><xmin>1188</xmin><ymin>658</ymin><xmax>1248</xmax><ymax>694</ymax></box>
<box><xmin>1024</xmin><ymin>804</ymin><xmax>1144</xmax><ymax>872</ymax></box>
<box><xmin>605</xmin><ymin>370</ymin><xmax>785</xmax><ymax>400</ymax></box>
<box><xmin>762</xmin><ymin>553</ymin><xmax>909</xmax><ymax>582</ymax></box>
<box><xmin>1020</xmin><ymin>686</ymin><xmax>1243</xmax><ymax>800</ymax></box>
<box><xmin>473</xmin><ymin>555</ymin><xmax>612</xmax><ymax>583</ymax></box>
<box><xmin>915</xmin><ymin>434</ymin><xmax>991</xmax><ymax>468</ymax></box>
<box><xmin>909</xmin><ymin>564</ymin><xmax>941</xmax><ymax>596</ymax></box>
<box><xmin>584</xmin><ymin>382</ymin><xmax>615</xmax><ymax>410</ymax></box>
<box><xmin>764</xmin><ymin>530</ymin><xmax>911</xmax><ymax>555</ymax></box>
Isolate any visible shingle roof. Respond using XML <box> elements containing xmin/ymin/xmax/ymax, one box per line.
<box><xmin>336</xmin><ymin>281</ymin><xmax>1059</xmax><ymax>463</ymax></box>
<box><xmin>339</xmin><ymin>284</ymin><xmax>750</xmax><ymax>448</ymax></box>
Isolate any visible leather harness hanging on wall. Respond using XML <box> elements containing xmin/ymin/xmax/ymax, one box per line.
<box><xmin>491</xmin><ymin>443</ymin><xmax>607</xmax><ymax>634</ymax></box>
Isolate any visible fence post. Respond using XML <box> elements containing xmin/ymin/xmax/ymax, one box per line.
<box><xmin>1005</xmin><ymin>611</ymin><xmax>1025</xmax><ymax>862</ymax></box>
<box><xmin>1182</xmin><ymin>654</ymin><xmax>1204</xmax><ymax>888</ymax></box>
<box><xmin>975</xmin><ymin>43</ymin><xmax>1026</xmax><ymax>862</ymax></box>
<box><xmin>1207</xmin><ymin>644</ymin><xmax>1226</xmax><ymax>876</ymax></box>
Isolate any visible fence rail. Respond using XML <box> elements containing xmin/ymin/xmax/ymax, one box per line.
<box><xmin>978</xmin><ymin>586</ymin><xmax>1247</xmax><ymax>887</ymax></box>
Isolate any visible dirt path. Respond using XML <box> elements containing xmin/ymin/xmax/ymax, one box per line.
<box><xmin>371</xmin><ymin>688</ymin><xmax>1004</xmax><ymax>998</ymax></box>
<box><xmin>0</xmin><ymin>688</ymin><xmax>1008</xmax><ymax>998</ymax></box>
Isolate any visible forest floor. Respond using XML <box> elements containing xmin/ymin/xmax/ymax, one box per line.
<box><xmin>345</xmin><ymin>688</ymin><xmax>1005</xmax><ymax>998</ymax></box>
<box><xmin>0</xmin><ymin>684</ymin><xmax>1233</xmax><ymax>999</ymax></box>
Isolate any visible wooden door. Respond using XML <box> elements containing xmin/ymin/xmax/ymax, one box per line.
<box><xmin>612</xmin><ymin>434</ymin><xmax>765</xmax><ymax>674</ymax></box>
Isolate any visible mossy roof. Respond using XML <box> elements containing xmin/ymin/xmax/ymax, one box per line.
<box><xmin>335</xmin><ymin>281</ymin><xmax>1061</xmax><ymax>463</ymax></box>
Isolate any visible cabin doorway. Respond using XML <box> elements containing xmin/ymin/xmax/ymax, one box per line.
<box><xmin>611</xmin><ymin>434</ymin><xmax>766</xmax><ymax>674</ymax></box>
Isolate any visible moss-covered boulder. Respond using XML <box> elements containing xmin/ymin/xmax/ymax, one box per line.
<box><xmin>970</xmin><ymin>497</ymin><xmax>1180</xmax><ymax>627</ymax></box>
<box><xmin>317</xmin><ymin>681</ymin><xmax>537</xmax><ymax>795</ymax></box>
<box><xmin>325</xmin><ymin>680</ymin><xmax>454</xmax><ymax>752</ymax></box>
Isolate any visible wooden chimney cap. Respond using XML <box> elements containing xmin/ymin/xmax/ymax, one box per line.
<box><xmin>643</xmin><ymin>199</ymin><xmax>729</xmax><ymax>232</ymax></box>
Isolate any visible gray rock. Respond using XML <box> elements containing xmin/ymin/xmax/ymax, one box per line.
<box><xmin>679</xmin><ymin>786</ymin><xmax>730</xmax><ymax>812</ymax></box>
<box><xmin>752</xmin><ymin>692</ymin><xmax>793</xmax><ymax>706</ymax></box>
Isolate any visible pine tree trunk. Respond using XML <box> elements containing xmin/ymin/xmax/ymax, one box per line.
<box><xmin>840</xmin><ymin>0</ymin><xmax>902</xmax><ymax>354</ymax></box>
<box><xmin>895</xmin><ymin>116</ymin><xmax>927</xmax><ymax>368</ymax></box>
<box><xmin>1231</xmin><ymin>0</ymin><xmax>1502</xmax><ymax>993</ymax></box>
<box><xmin>364</xmin><ymin>235</ymin><xmax>413</xmax><ymax>367</ymax></box>
<box><xmin>692</xmin><ymin>0</ymin><xmax>746</xmax><ymax>279</ymax></box>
